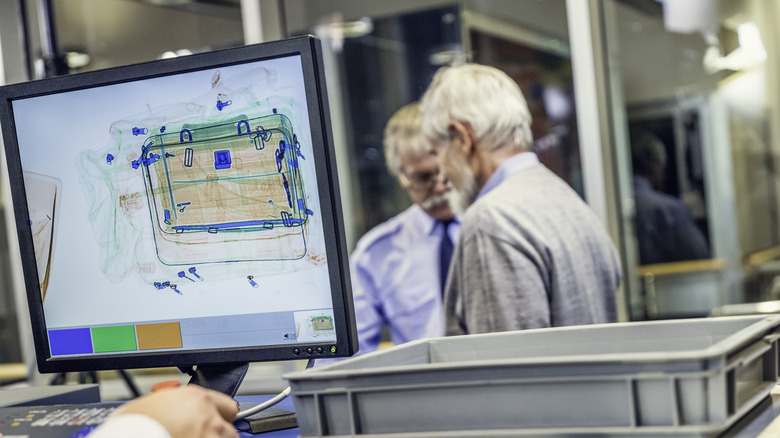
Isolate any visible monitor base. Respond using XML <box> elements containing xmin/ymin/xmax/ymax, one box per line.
<box><xmin>181</xmin><ymin>363</ymin><xmax>249</xmax><ymax>398</ymax></box>
<box><xmin>236</xmin><ymin>403</ymin><xmax>297</xmax><ymax>434</ymax></box>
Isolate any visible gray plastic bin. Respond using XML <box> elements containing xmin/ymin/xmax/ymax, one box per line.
<box><xmin>285</xmin><ymin>315</ymin><xmax>780</xmax><ymax>437</ymax></box>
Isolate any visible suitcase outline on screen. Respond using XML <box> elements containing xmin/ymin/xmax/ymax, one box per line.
<box><xmin>135</xmin><ymin>111</ymin><xmax>313</xmax><ymax>266</ymax></box>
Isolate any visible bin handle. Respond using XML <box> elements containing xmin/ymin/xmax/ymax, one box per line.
<box><xmin>732</xmin><ymin>337</ymin><xmax>774</xmax><ymax>367</ymax></box>
<box><xmin>764</xmin><ymin>332</ymin><xmax>780</xmax><ymax>343</ymax></box>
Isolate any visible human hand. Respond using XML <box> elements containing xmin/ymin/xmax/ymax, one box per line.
<box><xmin>111</xmin><ymin>384</ymin><xmax>239</xmax><ymax>438</ymax></box>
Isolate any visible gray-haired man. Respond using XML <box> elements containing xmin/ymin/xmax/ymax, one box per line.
<box><xmin>421</xmin><ymin>64</ymin><xmax>621</xmax><ymax>335</ymax></box>
<box><xmin>350</xmin><ymin>102</ymin><xmax>459</xmax><ymax>354</ymax></box>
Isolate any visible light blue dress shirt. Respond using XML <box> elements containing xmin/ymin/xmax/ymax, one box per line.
<box><xmin>350</xmin><ymin>204</ymin><xmax>459</xmax><ymax>355</ymax></box>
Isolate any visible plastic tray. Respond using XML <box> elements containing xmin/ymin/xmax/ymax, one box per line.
<box><xmin>285</xmin><ymin>315</ymin><xmax>780</xmax><ymax>437</ymax></box>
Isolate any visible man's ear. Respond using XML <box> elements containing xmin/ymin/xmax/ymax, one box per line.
<box><xmin>448</xmin><ymin>121</ymin><xmax>474</xmax><ymax>158</ymax></box>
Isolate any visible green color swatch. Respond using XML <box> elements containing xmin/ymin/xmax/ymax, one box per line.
<box><xmin>91</xmin><ymin>325</ymin><xmax>137</xmax><ymax>353</ymax></box>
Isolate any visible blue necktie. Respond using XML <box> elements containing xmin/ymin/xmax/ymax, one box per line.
<box><xmin>439</xmin><ymin>220</ymin><xmax>454</xmax><ymax>296</ymax></box>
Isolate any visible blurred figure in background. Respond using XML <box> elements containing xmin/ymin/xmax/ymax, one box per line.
<box><xmin>420</xmin><ymin>63</ymin><xmax>621</xmax><ymax>335</ymax></box>
<box><xmin>630</xmin><ymin>128</ymin><xmax>710</xmax><ymax>265</ymax></box>
<box><xmin>349</xmin><ymin>102</ymin><xmax>459</xmax><ymax>354</ymax></box>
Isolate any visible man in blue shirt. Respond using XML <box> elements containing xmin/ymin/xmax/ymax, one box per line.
<box><xmin>420</xmin><ymin>64</ymin><xmax>621</xmax><ymax>335</ymax></box>
<box><xmin>350</xmin><ymin>102</ymin><xmax>459</xmax><ymax>355</ymax></box>
<box><xmin>630</xmin><ymin>128</ymin><xmax>710</xmax><ymax>265</ymax></box>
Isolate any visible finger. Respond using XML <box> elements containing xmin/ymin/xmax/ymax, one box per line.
<box><xmin>204</xmin><ymin>390</ymin><xmax>240</xmax><ymax>421</ymax></box>
<box><xmin>211</xmin><ymin>416</ymin><xmax>239</xmax><ymax>438</ymax></box>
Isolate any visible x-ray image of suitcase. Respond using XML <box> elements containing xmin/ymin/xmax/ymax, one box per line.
<box><xmin>137</xmin><ymin>112</ymin><xmax>312</xmax><ymax>266</ymax></box>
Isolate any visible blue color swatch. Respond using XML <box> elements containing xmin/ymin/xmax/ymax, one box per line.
<box><xmin>49</xmin><ymin>328</ymin><xmax>93</xmax><ymax>356</ymax></box>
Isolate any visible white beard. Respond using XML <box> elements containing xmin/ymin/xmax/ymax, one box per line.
<box><xmin>448</xmin><ymin>164</ymin><xmax>480</xmax><ymax>215</ymax></box>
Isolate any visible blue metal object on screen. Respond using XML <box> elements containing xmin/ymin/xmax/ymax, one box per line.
<box><xmin>214</xmin><ymin>150</ymin><xmax>231</xmax><ymax>169</ymax></box>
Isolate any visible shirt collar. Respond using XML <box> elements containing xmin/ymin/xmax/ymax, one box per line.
<box><xmin>634</xmin><ymin>176</ymin><xmax>652</xmax><ymax>190</ymax></box>
<box><xmin>477</xmin><ymin>151</ymin><xmax>540</xmax><ymax>200</ymax></box>
<box><xmin>410</xmin><ymin>203</ymin><xmax>459</xmax><ymax>237</ymax></box>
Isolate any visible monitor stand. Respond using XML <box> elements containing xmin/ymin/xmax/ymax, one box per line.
<box><xmin>180</xmin><ymin>363</ymin><xmax>249</xmax><ymax>398</ymax></box>
<box><xmin>181</xmin><ymin>362</ymin><xmax>298</xmax><ymax>433</ymax></box>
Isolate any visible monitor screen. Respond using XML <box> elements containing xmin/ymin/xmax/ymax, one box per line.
<box><xmin>0</xmin><ymin>36</ymin><xmax>357</xmax><ymax>376</ymax></box>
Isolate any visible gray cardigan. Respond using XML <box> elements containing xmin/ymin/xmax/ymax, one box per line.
<box><xmin>444</xmin><ymin>164</ymin><xmax>622</xmax><ymax>335</ymax></box>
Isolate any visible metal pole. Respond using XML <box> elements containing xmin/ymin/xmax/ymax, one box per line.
<box><xmin>36</xmin><ymin>0</ymin><xmax>68</xmax><ymax>77</ymax></box>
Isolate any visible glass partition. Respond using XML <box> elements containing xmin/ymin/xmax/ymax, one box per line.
<box><xmin>331</xmin><ymin>3</ymin><xmax>579</xmax><ymax>237</ymax></box>
<box><xmin>602</xmin><ymin>0</ymin><xmax>780</xmax><ymax>319</ymax></box>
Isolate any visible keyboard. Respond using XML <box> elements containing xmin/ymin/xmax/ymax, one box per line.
<box><xmin>0</xmin><ymin>400</ymin><xmax>291</xmax><ymax>436</ymax></box>
<box><xmin>0</xmin><ymin>403</ymin><xmax>122</xmax><ymax>438</ymax></box>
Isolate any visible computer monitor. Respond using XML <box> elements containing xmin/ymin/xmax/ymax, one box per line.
<box><xmin>0</xmin><ymin>35</ymin><xmax>357</xmax><ymax>395</ymax></box>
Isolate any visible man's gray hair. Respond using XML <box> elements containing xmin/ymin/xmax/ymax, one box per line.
<box><xmin>420</xmin><ymin>63</ymin><xmax>532</xmax><ymax>153</ymax></box>
<box><xmin>383</xmin><ymin>102</ymin><xmax>429</xmax><ymax>178</ymax></box>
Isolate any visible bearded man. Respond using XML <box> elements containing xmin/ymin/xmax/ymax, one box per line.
<box><xmin>420</xmin><ymin>64</ymin><xmax>621</xmax><ymax>335</ymax></box>
<box><xmin>349</xmin><ymin>102</ymin><xmax>459</xmax><ymax>354</ymax></box>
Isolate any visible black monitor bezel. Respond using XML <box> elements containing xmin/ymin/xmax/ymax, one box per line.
<box><xmin>0</xmin><ymin>35</ymin><xmax>357</xmax><ymax>373</ymax></box>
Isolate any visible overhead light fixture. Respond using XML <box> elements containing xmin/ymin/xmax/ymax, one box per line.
<box><xmin>703</xmin><ymin>21</ymin><xmax>766</xmax><ymax>73</ymax></box>
<box><xmin>159</xmin><ymin>49</ymin><xmax>194</xmax><ymax>59</ymax></box>
<box><xmin>736</xmin><ymin>22</ymin><xmax>766</xmax><ymax>62</ymax></box>
<box><xmin>334</xmin><ymin>18</ymin><xmax>373</xmax><ymax>39</ymax></box>
<box><xmin>428</xmin><ymin>48</ymin><xmax>466</xmax><ymax>66</ymax></box>
<box><xmin>662</xmin><ymin>0</ymin><xmax>716</xmax><ymax>34</ymax></box>
<box><xmin>65</xmin><ymin>52</ymin><xmax>91</xmax><ymax>69</ymax></box>
<box><xmin>314</xmin><ymin>16</ymin><xmax>373</xmax><ymax>53</ymax></box>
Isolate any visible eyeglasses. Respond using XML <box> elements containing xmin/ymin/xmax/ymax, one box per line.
<box><xmin>399</xmin><ymin>170</ymin><xmax>445</xmax><ymax>192</ymax></box>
